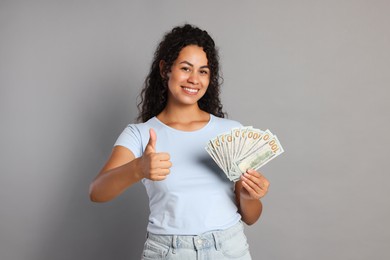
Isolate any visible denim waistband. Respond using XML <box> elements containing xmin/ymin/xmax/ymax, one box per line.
<box><xmin>146</xmin><ymin>221</ymin><xmax>244</xmax><ymax>251</ymax></box>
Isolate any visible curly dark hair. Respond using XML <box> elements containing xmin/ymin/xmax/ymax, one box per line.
<box><xmin>137</xmin><ymin>24</ymin><xmax>225</xmax><ymax>122</ymax></box>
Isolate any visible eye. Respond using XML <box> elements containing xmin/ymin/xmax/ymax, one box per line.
<box><xmin>181</xmin><ymin>67</ymin><xmax>191</xmax><ymax>72</ymax></box>
<box><xmin>200</xmin><ymin>70</ymin><xmax>209</xmax><ymax>75</ymax></box>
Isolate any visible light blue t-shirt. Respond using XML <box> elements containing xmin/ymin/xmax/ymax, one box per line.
<box><xmin>114</xmin><ymin>114</ymin><xmax>242</xmax><ymax>235</ymax></box>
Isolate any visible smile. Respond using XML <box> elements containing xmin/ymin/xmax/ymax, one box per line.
<box><xmin>182</xmin><ymin>87</ymin><xmax>199</xmax><ymax>94</ymax></box>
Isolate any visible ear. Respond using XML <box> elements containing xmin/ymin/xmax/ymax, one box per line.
<box><xmin>159</xmin><ymin>60</ymin><xmax>166</xmax><ymax>78</ymax></box>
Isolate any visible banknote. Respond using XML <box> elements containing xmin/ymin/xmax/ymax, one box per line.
<box><xmin>233</xmin><ymin>135</ymin><xmax>284</xmax><ymax>174</ymax></box>
<box><xmin>205</xmin><ymin>127</ymin><xmax>284</xmax><ymax>182</ymax></box>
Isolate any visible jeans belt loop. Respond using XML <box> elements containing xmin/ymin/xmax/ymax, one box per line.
<box><xmin>172</xmin><ymin>235</ymin><xmax>177</xmax><ymax>254</ymax></box>
<box><xmin>212</xmin><ymin>232</ymin><xmax>221</xmax><ymax>251</ymax></box>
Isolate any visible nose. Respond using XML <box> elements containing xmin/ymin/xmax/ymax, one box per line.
<box><xmin>187</xmin><ymin>71</ymin><xmax>199</xmax><ymax>85</ymax></box>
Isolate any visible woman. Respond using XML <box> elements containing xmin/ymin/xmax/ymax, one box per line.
<box><xmin>89</xmin><ymin>24</ymin><xmax>270</xmax><ymax>259</ymax></box>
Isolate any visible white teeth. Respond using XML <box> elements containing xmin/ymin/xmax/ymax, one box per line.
<box><xmin>183</xmin><ymin>87</ymin><xmax>198</xmax><ymax>93</ymax></box>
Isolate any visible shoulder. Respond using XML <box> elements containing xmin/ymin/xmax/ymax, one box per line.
<box><xmin>123</xmin><ymin>117</ymin><xmax>158</xmax><ymax>134</ymax></box>
<box><xmin>116</xmin><ymin>118</ymin><xmax>157</xmax><ymax>146</ymax></box>
<box><xmin>114</xmin><ymin>118</ymin><xmax>159</xmax><ymax>157</ymax></box>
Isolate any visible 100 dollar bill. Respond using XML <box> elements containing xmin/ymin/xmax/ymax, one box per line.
<box><xmin>205</xmin><ymin>127</ymin><xmax>284</xmax><ymax>182</ymax></box>
<box><xmin>233</xmin><ymin>135</ymin><xmax>284</xmax><ymax>173</ymax></box>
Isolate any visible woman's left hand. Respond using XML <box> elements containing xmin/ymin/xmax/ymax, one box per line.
<box><xmin>240</xmin><ymin>169</ymin><xmax>270</xmax><ymax>200</ymax></box>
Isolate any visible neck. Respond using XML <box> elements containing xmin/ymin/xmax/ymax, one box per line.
<box><xmin>157</xmin><ymin>103</ymin><xmax>211</xmax><ymax>131</ymax></box>
<box><xmin>159</xmin><ymin>102</ymin><xmax>205</xmax><ymax>123</ymax></box>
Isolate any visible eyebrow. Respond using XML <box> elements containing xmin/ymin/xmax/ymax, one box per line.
<box><xmin>179</xmin><ymin>61</ymin><xmax>209</xmax><ymax>69</ymax></box>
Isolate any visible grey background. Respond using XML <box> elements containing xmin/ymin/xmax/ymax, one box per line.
<box><xmin>1</xmin><ymin>0</ymin><xmax>389</xmax><ymax>259</ymax></box>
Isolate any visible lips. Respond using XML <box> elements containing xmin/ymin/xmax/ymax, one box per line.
<box><xmin>181</xmin><ymin>87</ymin><xmax>199</xmax><ymax>95</ymax></box>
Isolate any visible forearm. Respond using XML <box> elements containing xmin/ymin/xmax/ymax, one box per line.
<box><xmin>238</xmin><ymin>196</ymin><xmax>263</xmax><ymax>225</ymax></box>
<box><xmin>235</xmin><ymin>170</ymin><xmax>269</xmax><ymax>225</ymax></box>
<box><xmin>89</xmin><ymin>158</ymin><xmax>143</xmax><ymax>202</ymax></box>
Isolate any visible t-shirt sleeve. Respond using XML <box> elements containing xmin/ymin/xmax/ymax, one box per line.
<box><xmin>113</xmin><ymin>124</ymin><xmax>143</xmax><ymax>158</ymax></box>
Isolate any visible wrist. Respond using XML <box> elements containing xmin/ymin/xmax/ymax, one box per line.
<box><xmin>129</xmin><ymin>157</ymin><xmax>144</xmax><ymax>182</ymax></box>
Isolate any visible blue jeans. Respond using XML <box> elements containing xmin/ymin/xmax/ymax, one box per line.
<box><xmin>141</xmin><ymin>221</ymin><xmax>252</xmax><ymax>259</ymax></box>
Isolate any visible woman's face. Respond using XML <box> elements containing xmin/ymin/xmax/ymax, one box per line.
<box><xmin>164</xmin><ymin>45</ymin><xmax>210</xmax><ymax>107</ymax></box>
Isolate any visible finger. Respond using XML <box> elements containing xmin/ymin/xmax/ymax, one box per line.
<box><xmin>150</xmin><ymin>169</ymin><xmax>170</xmax><ymax>181</ymax></box>
<box><xmin>150</xmin><ymin>168</ymin><xmax>170</xmax><ymax>175</ymax></box>
<box><xmin>241</xmin><ymin>179</ymin><xmax>262</xmax><ymax>199</ymax></box>
<box><xmin>156</xmin><ymin>152</ymin><xmax>170</xmax><ymax>161</ymax></box>
<box><xmin>244</xmin><ymin>176</ymin><xmax>268</xmax><ymax>199</ymax></box>
<box><xmin>242</xmin><ymin>173</ymin><xmax>270</xmax><ymax>198</ymax></box>
<box><xmin>158</xmin><ymin>168</ymin><xmax>171</xmax><ymax>175</ymax></box>
<box><xmin>146</xmin><ymin>128</ymin><xmax>157</xmax><ymax>152</ymax></box>
<box><xmin>246</xmin><ymin>169</ymin><xmax>262</xmax><ymax>178</ymax></box>
<box><xmin>242</xmin><ymin>174</ymin><xmax>262</xmax><ymax>193</ymax></box>
<box><xmin>156</xmin><ymin>160</ymin><xmax>172</xmax><ymax>169</ymax></box>
<box><xmin>243</xmin><ymin>172</ymin><xmax>261</xmax><ymax>184</ymax></box>
<box><xmin>153</xmin><ymin>175</ymin><xmax>168</xmax><ymax>181</ymax></box>
<box><xmin>246</xmin><ymin>170</ymin><xmax>270</xmax><ymax>189</ymax></box>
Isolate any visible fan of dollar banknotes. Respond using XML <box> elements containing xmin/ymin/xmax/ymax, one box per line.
<box><xmin>205</xmin><ymin>127</ymin><xmax>284</xmax><ymax>182</ymax></box>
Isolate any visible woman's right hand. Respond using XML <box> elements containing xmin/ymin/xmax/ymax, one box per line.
<box><xmin>140</xmin><ymin>128</ymin><xmax>172</xmax><ymax>181</ymax></box>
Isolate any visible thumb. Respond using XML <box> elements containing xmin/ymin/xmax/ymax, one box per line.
<box><xmin>146</xmin><ymin>128</ymin><xmax>157</xmax><ymax>153</ymax></box>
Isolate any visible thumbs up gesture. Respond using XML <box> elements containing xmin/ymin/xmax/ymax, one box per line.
<box><xmin>140</xmin><ymin>128</ymin><xmax>172</xmax><ymax>181</ymax></box>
